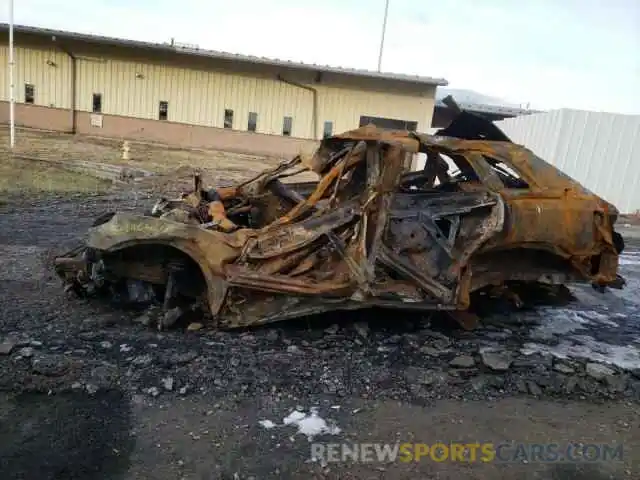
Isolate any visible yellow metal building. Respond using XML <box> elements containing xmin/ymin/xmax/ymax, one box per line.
<box><xmin>0</xmin><ymin>24</ymin><xmax>447</xmax><ymax>156</ymax></box>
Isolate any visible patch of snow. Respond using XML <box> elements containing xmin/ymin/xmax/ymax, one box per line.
<box><xmin>619</xmin><ymin>249</ymin><xmax>640</xmax><ymax>266</ymax></box>
<box><xmin>259</xmin><ymin>420</ymin><xmax>276</xmax><ymax>429</ymax></box>
<box><xmin>283</xmin><ymin>410</ymin><xmax>306</xmax><ymax>425</ymax></box>
<box><xmin>161</xmin><ymin>377</ymin><xmax>174</xmax><ymax>391</ymax></box>
<box><xmin>581</xmin><ymin>310</ymin><xmax>621</xmax><ymax>327</ymax></box>
<box><xmin>528</xmin><ymin>309</ymin><xmax>595</xmax><ymax>340</ymax></box>
<box><xmin>522</xmin><ymin>335</ymin><xmax>640</xmax><ymax>370</ymax></box>
<box><xmin>619</xmin><ymin>257</ymin><xmax>640</xmax><ymax>266</ymax></box>
<box><xmin>282</xmin><ymin>408</ymin><xmax>341</xmax><ymax>441</ymax></box>
<box><xmin>528</xmin><ymin>307</ymin><xmax>627</xmax><ymax>342</ymax></box>
<box><xmin>610</xmin><ymin>276</ymin><xmax>640</xmax><ymax>305</ymax></box>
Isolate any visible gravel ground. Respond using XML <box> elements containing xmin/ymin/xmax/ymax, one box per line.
<box><xmin>1</xmin><ymin>188</ymin><xmax>639</xmax><ymax>480</ymax></box>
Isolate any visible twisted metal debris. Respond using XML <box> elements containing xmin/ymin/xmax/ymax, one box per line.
<box><xmin>53</xmin><ymin>110</ymin><xmax>626</xmax><ymax>330</ymax></box>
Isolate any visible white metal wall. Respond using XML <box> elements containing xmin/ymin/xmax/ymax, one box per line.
<box><xmin>496</xmin><ymin>109</ymin><xmax>640</xmax><ymax>214</ymax></box>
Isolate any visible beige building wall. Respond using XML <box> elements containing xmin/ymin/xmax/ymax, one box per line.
<box><xmin>73</xmin><ymin>56</ymin><xmax>315</xmax><ymax>137</ymax></box>
<box><xmin>0</xmin><ymin>44</ymin><xmax>73</xmax><ymax>109</ymax></box>
<box><xmin>0</xmin><ymin>34</ymin><xmax>436</xmax><ymax>144</ymax></box>
<box><xmin>72</xmin><ymin>56</ymin><xmax>435</xmax><ymax>139</ymax></box>
<box><xmin>316</xmin><ymin>84</ymin><xmax>433</xmax><ymax>137</ymax></box>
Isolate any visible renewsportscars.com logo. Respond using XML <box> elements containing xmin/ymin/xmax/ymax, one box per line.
<box><xmin>310</xmin><ymin>442</ymin><xmax>624</xmax><ymax>464</ymax></box>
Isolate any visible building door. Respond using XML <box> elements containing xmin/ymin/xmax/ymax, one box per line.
<box><xmin>359</xmin><ymin>115</ymin><xmax>418</xmax><ymax>131</ymax></box>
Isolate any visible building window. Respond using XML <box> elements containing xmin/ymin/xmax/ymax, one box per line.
<box><xmin>158</xmin><ymin>101</ymin><xmax>168</xmax><ymax>121</ymax></box>
<box><xmin>92</xmin><ymin>93</ymin><xmax>102</xmax><ymax>113</ymax></box>
<box><xmin>359</xmin><ymin>115</ymin><xmax>417</xmax><ymax>131</ymax></box>
<box><xmin>247</xmin><ymin>112</ymin><xmax>258</xmax><ymax>132</ymax></box>
<box><xmin>24</xmin><ymin>83</ymin><xmax>35</xmax><ymax>104</ymax></box>
<box><xmin>224</xmin><ymin>109</ymin><xmax>234</xmax><ymax>129</ymax></box>
<box><xmin>323</xmin><ymin>121</ymin><xmax>333</xmax><ymax>139</ymax></box>
<box><xmin>282</xmin><ymin>116</ymin><xmax>293</xmax><ymax>136</ymax></box>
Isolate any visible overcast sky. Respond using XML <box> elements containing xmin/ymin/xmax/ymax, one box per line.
<box><xmin>3</xmin><ymin>0</ymin><xmax>639</xmax><ymax>114</ymax></box>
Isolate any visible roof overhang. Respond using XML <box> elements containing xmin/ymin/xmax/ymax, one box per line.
<box><xmin>0</xmin><ymin>23</ymin><xmax>449</xmax><ymax>88</ymax></box>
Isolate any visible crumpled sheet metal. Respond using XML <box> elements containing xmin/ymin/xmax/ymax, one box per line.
<box><xmin>54</xmin><ymin>121</ymin><xmax>624</xmax><ymax>329</ymax></box>
<box><xmin>328</xmin><ymin>125</ymin><xmax>620</xmax><ymax>283</ymax></box>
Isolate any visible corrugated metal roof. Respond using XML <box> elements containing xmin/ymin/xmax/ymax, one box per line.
<box><xmin>435</xmin><ymin>88</ymin><xmax>541</xmax><ymax>116</ymax></box>
<box><xmin>0</xmin><ymin>23</ymin><xmax>448</xmax><ymax>87</ymax></box>
<box><xmin>496</xmin><ymin>109</ymin><xmax>640</xmax><ymax>214</ymax></box>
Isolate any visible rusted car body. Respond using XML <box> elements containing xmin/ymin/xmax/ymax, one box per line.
<box><xmin>53</xmin><ymin>112</ymin><xmax>625</xmax><ymax>329</ymax></box>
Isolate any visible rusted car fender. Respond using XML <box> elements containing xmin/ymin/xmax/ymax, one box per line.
<box><xmin>84</xmin><ymin>213</ymin><xmax>250</xmax><ymax>317</ymax></box>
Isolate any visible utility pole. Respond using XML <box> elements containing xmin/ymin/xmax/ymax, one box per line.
<box><xmin>8</xmin><ymin>0</ymin><xmax>15</xmax><ymax>149</ymax></box>
<box><xmin>377</xmin><ymin>0</ymin><xmax>389</xmax><ymax>72</ymax></box>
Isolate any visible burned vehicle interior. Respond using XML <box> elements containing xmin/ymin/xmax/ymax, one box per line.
<box><xmin>53</xmin><ymin>109</ymin><xmax>626</xmax><ymax>330</ymax></box>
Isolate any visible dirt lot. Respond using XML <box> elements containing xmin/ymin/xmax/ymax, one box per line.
<box><xmin>0</xmin><ymin>128</ymin><xmax>317</xmax><ymax>199</ymax></box>
<box><xmin>0</xmin><ymin>132</ymin><xmax>639</xmax><ymax>480</ymax></box>
<box><xmin>0</xmin><ymin>127</ymin><xmax>275</xmax><ymax>174</ymax></box>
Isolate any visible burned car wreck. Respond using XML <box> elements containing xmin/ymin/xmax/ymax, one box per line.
<box><xmin>53</xmin><ymin>112</ymin><xmax>626</xmax><ymax>330</ymax></box>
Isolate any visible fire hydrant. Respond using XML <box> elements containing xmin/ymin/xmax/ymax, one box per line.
<box><xmin>121</xmin><ymin>141</ymin><xmax>130</xmax><ymax>160</ymax></box>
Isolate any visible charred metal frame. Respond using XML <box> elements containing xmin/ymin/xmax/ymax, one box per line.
<box><xmin>53</xmin><ymin>113</ymin><xmax>626</xmax><ymax>330</ymax></box>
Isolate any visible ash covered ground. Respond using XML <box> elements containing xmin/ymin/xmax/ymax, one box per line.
<box><xmin>0</xmin><ymin>188</ymin><xmax>639</xmax><ymax>480</ymax></box>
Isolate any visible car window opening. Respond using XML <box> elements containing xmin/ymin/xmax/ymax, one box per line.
<box><xmin>400</xmin><ymin>149</ymin><xmax>480</xmax><ymax>193</ymax></box>
<box><xmin>483</xmin><ymin>156</ymin><xmax>529</xmax><ymax>189</ymax></box>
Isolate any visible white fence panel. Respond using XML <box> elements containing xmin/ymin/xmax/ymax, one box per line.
<box><xmin>496</xmin><ymin>109</ymin><xmax>640</xmax><ymax>214</ymax></box>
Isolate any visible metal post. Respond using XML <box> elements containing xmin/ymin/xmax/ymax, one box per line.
<box><xmin>377</xmin><ymin>0</ymin><xmax>389</xmax><ymax>72</ymax></box>
<box><xmin>8</xmin><ymin>0</ymin><xmax>15</xmax><ymax>149</ymax></box>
